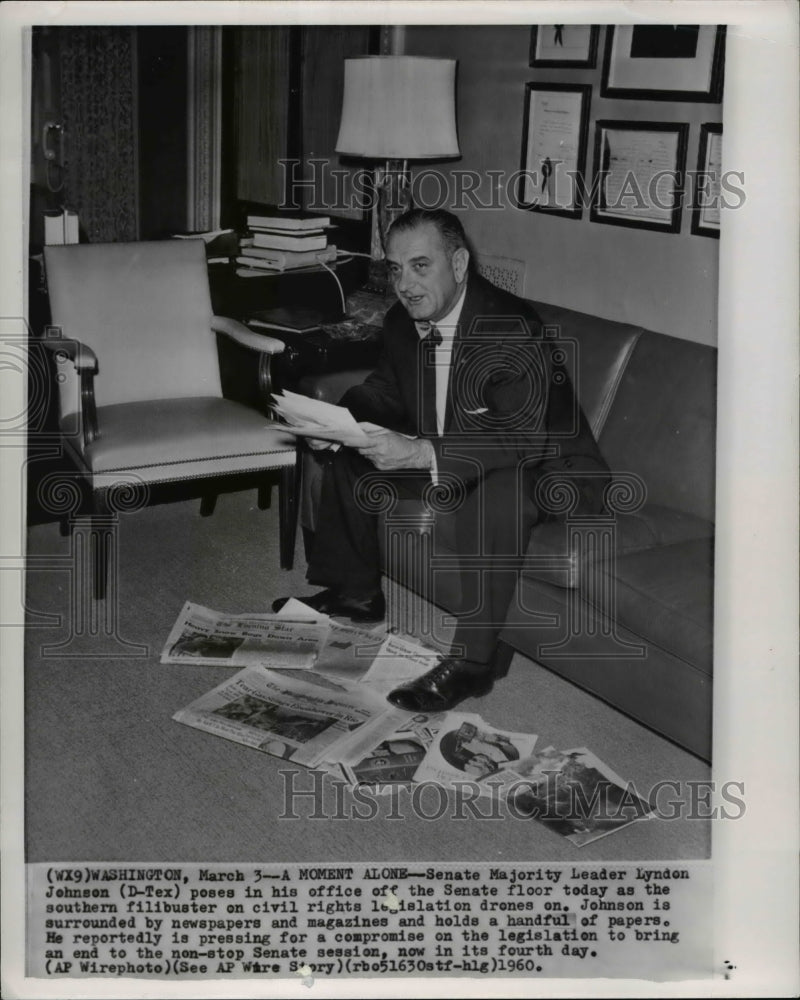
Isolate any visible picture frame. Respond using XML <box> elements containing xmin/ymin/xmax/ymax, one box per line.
<box><xmin>691</xmin><ymin>123</ymin><xmax>723</xmax><ymax>238</ymax></box>
<box><xmin>601</xmin><ymin>25</ymin><xmax>726</xmax><ymax>102</ymax></box>
<box><xmin>529</xmin><ymin>25</ymin><xmax>599</xmax><ymax>68</ymax></box>
<box><xmin>517</xmin><ymin>83</ymin><xmax>592</xmax><ymax>219</ymax></box>
<box><xmin>589</xmin><ymin>120</ymin><xmax>689</xmax><ymax>233</ymax></box>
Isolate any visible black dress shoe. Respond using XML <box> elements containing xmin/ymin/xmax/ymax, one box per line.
<box><xmin>387</xmin><ymin>657</ymin><xmax>494</xmax><ymax>712</ymax></box>
<box><xmin>271</xmin><ymin>588</ymin><xmax>386</xmax><ymax>623</ymax></box>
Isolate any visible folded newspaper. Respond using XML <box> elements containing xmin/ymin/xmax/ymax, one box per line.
<box><xmin>172</xmin><ymin>666</ymin><xmax>389</xmax><ymax>768</ymax></box>
<box><xmin>161</xmin><ymin>601</ymin><xmax>327</xmax><ymax>670</ymax></box>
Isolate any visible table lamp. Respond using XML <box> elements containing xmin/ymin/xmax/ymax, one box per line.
<box><xmin>335</xmin><ymin>55</ymin><xmax>460</xmax><ymax>291</ymax></box>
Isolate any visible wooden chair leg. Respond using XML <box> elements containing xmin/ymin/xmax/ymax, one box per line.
<box><xmin>257</xmin><ymin>484</ymin><xmax>272</xmax><ymax>510</ymax></box>
<box><xmin>91</xmin><ymin>489</ymin><xmax>111</xmax><ymax>601</ymax></box>
<box><xmin>199</xmin><ymin>494</ymin><xmax>218</xmax><ymax>517</ymax></box>
<box><xmin>278</xmin><ymin>460</ymin><xmax>300</xmax><ymax>570</ymax></box>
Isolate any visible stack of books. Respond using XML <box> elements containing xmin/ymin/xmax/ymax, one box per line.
<box><xmin>236</xmin><ymin>215</ymin><xmax>336</xmax><ymax>274</ymax></box>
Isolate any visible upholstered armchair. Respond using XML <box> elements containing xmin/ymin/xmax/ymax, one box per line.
<box><xmin>42</xmin><ymin>239</ymin><xmax>298</xmax><ymax>599</ymax></box>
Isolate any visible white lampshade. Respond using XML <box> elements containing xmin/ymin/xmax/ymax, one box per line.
<box><xmin>335</xmin><ymin>56</ymin><xmax>460</xmax><ymax>160</ymax></box>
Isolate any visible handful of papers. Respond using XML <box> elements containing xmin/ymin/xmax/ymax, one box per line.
<box><xmin>270</xmin><ymin>390</ymin><xmax>371</xmax><ymax>447</ymax></box>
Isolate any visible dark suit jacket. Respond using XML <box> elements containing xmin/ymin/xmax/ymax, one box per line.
<box><xmin>341</xmin><ymin>272</ymin><xmax>609</xmax><ymax>512</ymax></box>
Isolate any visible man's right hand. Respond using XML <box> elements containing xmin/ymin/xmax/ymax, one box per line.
<box><xmin>306</xmin><ymin>437</ymin><xmax>336</xmax><ymax>451</ymax></box>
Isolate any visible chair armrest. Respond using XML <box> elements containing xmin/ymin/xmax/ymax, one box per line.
<box><xmin>39</xmin><ymin>335</ymin><xmax>99</xmax><ymax>447</ymax></box>
<box><xmin>40</xmin><ymin>335</ymin><xmax>99</xmax><ymax>374</ymax></box>
<box><xmin>212</xmin><ymin>316</ymin><xmax>284</xmax><ymax>411</ymax></box>
<box><xmin>211</xmin><ymin>316</ymin><xmax>285</xmax><ymax>355</ymax></box>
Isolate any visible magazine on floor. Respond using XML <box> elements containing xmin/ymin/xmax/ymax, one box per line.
<box><xmin>172</xmin><ymin>665</ymin><xmax>389</xmax><ymax>767</ymax></box>
<box><xmin>495</xmin><ymin>745</ymin><xmax>656</xmax><ymax>846</ymax></box>
<box><xmin>413</xmin><ymin>712</ymin><xmax>538</xmax><ymax>789</ymax></box>
<box><xmin>161</xmin><ymin>601</ymin><xmax>328</xmax><ymax>670</ymax></box>
<box><xmin>331</xmin><ymin>707</ymin><xmax>448</xmax><ymax>791</ymax></box>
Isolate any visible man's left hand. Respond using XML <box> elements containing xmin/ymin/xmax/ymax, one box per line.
<box><xmin>356</xmin><ymin>426</ymin><xmax>434</xmax><ymax>471</ymax></box>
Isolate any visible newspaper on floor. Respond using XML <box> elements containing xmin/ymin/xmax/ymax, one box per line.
<box><xmin>358</xmin><ymin>631</ymin><xmax>442</xmax><ymax>695</ymax></box>
<box><xmin>276</xmin><ymin>598</ymin><xmax>386</xmax><ymax>683</ymax></box>
<box><xmin>493</xmin><ymin>745</ymin><xmax>655</xmax><ymax>847</ymax></box>
<box><xmin>329</xmin><ymin>707</ymin><xmax>448</xmax><ymax>791</ymax></box>
<box><xmin>161</xmin><ymin>601</ymin><xmax>328</xmax><ymax>670</ymax></box>
<box><xmin>172</xmin><ymin>665</ymin><xmax>390</xmax><ymax>767</ymax></box>
<box><xmin>413</xmin><ymin>712</ymin><xmax>538</xmax><ymax>790</ymax></box>
<box><xmin>275</xmin><ymin>598</ymin><xmax>440</xmax><ymax>691</ymax></box>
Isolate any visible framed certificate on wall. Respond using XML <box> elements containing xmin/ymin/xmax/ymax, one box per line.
<box><xmin>589</xmin><ymin>120</ymin><xmax>689</xmax><ymax>233</ymax></box>
<box><xmin>517</xmin><ymin>83</ymin><xmax>592</xmax><ymax>219</ymax></box>
<box><xmin>691</xmin><ymin>123</ymin><xmax>723</xmax><ymax>237</ymax></box>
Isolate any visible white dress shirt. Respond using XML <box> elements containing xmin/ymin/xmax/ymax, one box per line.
<box><xmin>415</xmin><ymin>281</ymin><xmax>468</xmax><ymax>437</ymax></box>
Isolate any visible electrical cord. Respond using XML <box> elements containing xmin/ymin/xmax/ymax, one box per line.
<box><xmin>317</xmin><ymin>258</ymin><xmax>347</xmax><ymax>316</ymax></box>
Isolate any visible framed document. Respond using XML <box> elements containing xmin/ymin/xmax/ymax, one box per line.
<box><xmin>517</xmin><ymin>83</ymin><xmax>592</xmax><ymax>219</ymax></box>
<box><xmin>691</xmin><ymin>123</ymin><xmax>723</xmax><ymax>237</ymax></box>
<box><xmin>590</xmin><ymin>120</ymin><xmax>689</xmax><ymax>233</ymax></box>
<box><xmin>529</xmin><ymin>25</ymin><xmax>599</xmax><ymax>67</ymax></box>
<box><xmin>601</xmin><ymin>25</ymin><xmax>726</xmax><ymax>102</ymax></box>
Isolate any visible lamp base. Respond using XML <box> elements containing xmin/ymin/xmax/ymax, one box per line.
<box><xmin>365</xmin><ymin>160</ymin><xmax>411</xmax><ymax>295</ymax></box>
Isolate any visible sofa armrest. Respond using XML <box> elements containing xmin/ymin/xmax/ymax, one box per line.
<box><xmin>526</xmin><ymin>504</ymin><xmax>715</xmax><ymax>590</ymax></box>
<box><xmin>297</xmin><ymin>368</ymin><xmax>374</xmax><ymax>404</ymax></box>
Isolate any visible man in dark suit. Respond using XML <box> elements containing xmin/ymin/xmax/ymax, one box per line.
<box><xmin>274</xmin><ymin>208</ymin><xmax>609</xmax><ymax>711</ymax></box>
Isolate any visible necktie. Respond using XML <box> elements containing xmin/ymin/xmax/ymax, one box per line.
<box><xmin>420</xmin><ymin>325</ymin><xmax>441</xmax><ymax>436</ymax></box>
<box><xmin>426</xmin><ymin>324</ymin><xmax>443</xmax><ymax>347</ymax></box>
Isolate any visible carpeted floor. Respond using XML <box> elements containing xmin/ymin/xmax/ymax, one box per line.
<box><xmin>24</xmin><ymin>488</ymin><xmax>710</xmax><ymax>862</ymax></box>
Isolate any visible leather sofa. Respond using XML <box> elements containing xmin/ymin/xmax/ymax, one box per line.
<box><xmin>297</xmin><ymin>298</ymin><xmax>717</xmax><ymax>761</ymax></box>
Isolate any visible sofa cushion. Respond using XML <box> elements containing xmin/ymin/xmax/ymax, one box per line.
<box><xmin>523</xmin><ymin>503</ymin><xmax>714</xmax><ymax>589</ymax></box>
<box><xmin>531</xmin><ymin>301</ymin><xmax>643</xmax><ymax>438</ymax></box>
<box><xmin>589</xmin><ymin>538</ymin><xmax>714</xmax><ymax>672</ymax></box>
<box><xmin>598</xmin><ymin>330</ymin><xmax>717</xmax><ymax>521</ymax></box>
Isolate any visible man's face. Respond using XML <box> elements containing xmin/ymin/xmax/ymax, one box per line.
<box><xmin>385</xmin><ymin>222</ymin><xmax>469</xmax><ymax>322</ymax></box>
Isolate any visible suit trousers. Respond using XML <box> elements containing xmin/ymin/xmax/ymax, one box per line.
<box><xmin>307</xmin><ymin>447</ymin><xmax>546</xmax><ymax>669</ymax></box>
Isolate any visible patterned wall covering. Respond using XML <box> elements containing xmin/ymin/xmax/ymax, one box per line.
<box><xmin>59</xmin><ymin>27</ymin><xmax>138</xmax><ymax>242</ymax></box>
<box><xmin>187</xmin><ymin>26</ymin><xmax>222</xmax><ymax>232</ymax></box>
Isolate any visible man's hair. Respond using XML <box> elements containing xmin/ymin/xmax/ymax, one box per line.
<box><xmin>387</xmin><ymin>208</ymin><xmax>468</xmax><ymax>259</ymax></box>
